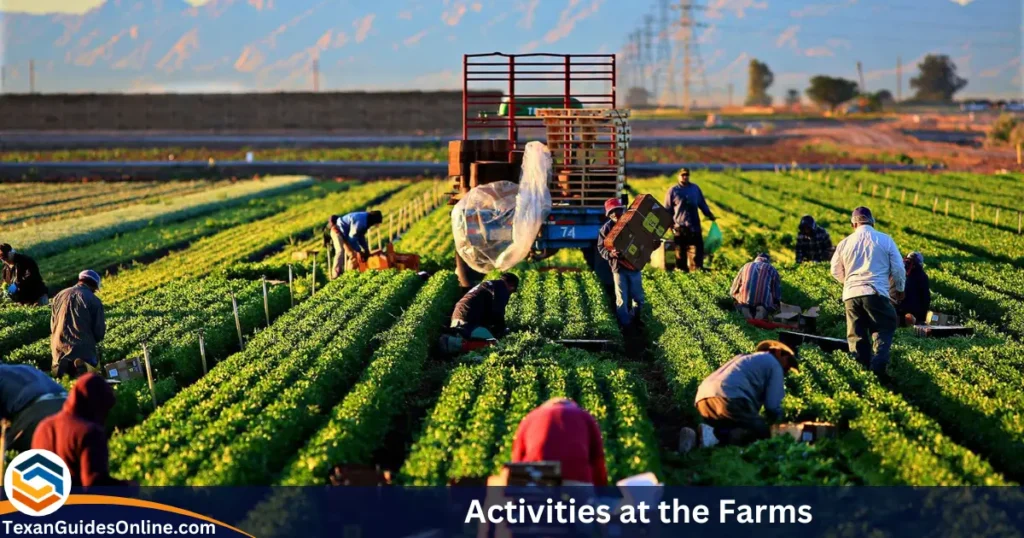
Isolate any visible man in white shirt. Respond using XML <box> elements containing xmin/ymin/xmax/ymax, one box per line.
<box><xmin>830</xmin><ymin>206</ymin><xmax>905</xmax><ymax>378</ymax></box>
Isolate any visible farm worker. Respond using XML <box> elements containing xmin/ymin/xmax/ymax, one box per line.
<box><xmin>0</xmin><ymin>365</ymin><xmax>67</xmax><ymax>452</ymax></box>
<box><xmin>598</xmin><ymin>198</ymin><xmax>645</xmax><ymax>330</ymax></box>
<box><xmin>680</xmin><ymin>340</ymin><xmax>798</xmax><ymax>450</ymax></box>
<box><xmin>512</xmin><ymin>398</ymin><xmax>608</xmax><ymax>486</ymax></box>
<box><xmin>730</xmin><ymin>252</ymin><xmax>781</xmax><ymax>320</ymax></box>
<box><xmin>893</xmin><ymin>251</ymin><xmax>931</xmax><ymax>326</ymax></box>
<box><xmin>1</xmin><ymin>243</ymin><xmax>49</xmax><ymax>306</ymax></box>
<box><xmin>32</xmin><ymin>373</ymin><xmax>133</xmax><ymax>487</ymax></box>
<box><xmin>327</xmin><ymin>210</ymin><xmax>383</xmax><ymax>280</ymax></box>
<box><xmin>449</xmin><ymin>272</ymin><xmax>520</xmax><ymax>341</ymax></box>
<box><xmin>831</xmin><ymin>206</ymin><xmax>905</xmax><ymax>378</ymax></box>
<box><xmin>794</xmin><ymin>215</ymin><xmax>834</xmax><ymax>263</ymax></box>
<box><xmin>50</xmin><ymin>270</ymin><xmax>106</xmax><ymax>379</ymax></box>
<box><xmin>663</xmin><ymin>168</ymin><xmax>715</xmax><ymax>272</ymax></box>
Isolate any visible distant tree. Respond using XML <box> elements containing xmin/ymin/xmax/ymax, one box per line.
<box><xmin>874</xmin><ymin>89</ymin><xmax>894</xmax><ymax>105</ymax></box>
<box><xmin>626</xmin><ymin>87</ymin><xmax>651</xmax><ymax>108</ymax></box>
<box><xmin>785</xmin><ymin>89</ymin><xmax>801</xmax><ymax>106</ymax></box>
<box><xmin>910</xmin><ymin>54</ymin><xmax>968</xmax><ymax>102</ymax></box>
<box><xmin>745</xmin><ymin>59</ymin><xmax>774</xmax><ymax>106</ymax></box>
<box><xmin>805</xmin><ymin>76</ymin><xmax>859</xmax><ymax>111</ymax></box>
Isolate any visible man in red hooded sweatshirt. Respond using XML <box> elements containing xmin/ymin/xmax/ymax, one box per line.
<box><xmin>32</xmin><ymin>373</ymin><xmax>132</xmax><ymax>487</ymax></box>
<box><xmin>511</xmin><ymin>398</ymin><xmax>608</xmax><ymax>486</ymax></box>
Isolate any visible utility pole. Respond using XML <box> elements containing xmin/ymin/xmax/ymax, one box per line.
<box><xmin>673</xmin><ymin>1</ymin><xmax>705</xmax><ymax>111</ymax></box>
<box><xmin>655</xmin><ymin>0</ymin><xmax>672</xmax><ymax>106</ymax></box>
<box><xmin>29</xmin><ymin>60</ymin><xmax>35</xmax><ymax>94</ymax></box>
<box><xmin>642</xmin><ymin>15</ymin><xmax>655</xmax><ymax>98</ymax></box>
<box><xmin>632</xmin><ymin>30</ymin><xmax>643</xmax><ymax>91</ymax></box>
<box><xmin>312</xmin><ymin>58</ymin><xmax>320</xmax><ymax>92</ymax></box>
<box><xmin>896</xmin><ymin>56</ymin><xmax>902</xmax><ymax>104</ymax></box>
<box><xmin>856</xmin><ymin>61</ymin><xmax>865</xmax><ymax>93</ymax></box>
<box><xmin>727</xmin><ymin>82</ymin><xmax>734</xmax><ymax>108</ymax></box>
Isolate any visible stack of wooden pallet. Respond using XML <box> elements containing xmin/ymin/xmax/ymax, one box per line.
<box><xmin>537</xmin><ymin>108</ymin><xmax>631</xmax><ymax>207</ymax></box>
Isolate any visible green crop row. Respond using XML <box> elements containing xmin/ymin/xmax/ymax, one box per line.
<box><xmin>114</xmin><ymin>270</ymin><xmax>424</xmax><ymax>485</ymax></box>
<box><xmin>644</xmin><ymin>270</ymin><xmax>1009</xmax><ymax>485</ymax></box>
<box><xmin>394</xmin><ymin>206</ymin><xmax>453</xmax><ymax>271</ymax></box>
<box><xmin>0</xmin><ymin>306</ymin><xmax>50</xmax><ymax>355</ymax></box>
<box><xmin>398</xmin><ymin>333</ymin><xmax>661</xmax><ymax>485</ymax></box>
<box><xmin>110</xmin><ymin>270</ymin><xmax>388</xmax><ymax>481</ymax></box>
<box><xmin>277</xmin><ymin>271</ymin><xmax>460</xmax><ymax>485</ymax></box>
<box><xmin>99</xmin><ymin>180</ymin><xmax>407</xmax><ymax>303</ymax></box>
<box><xmin>0</xmin><ymin>180</ymin><xmax>225</xmax><ymax>231</ymax></box>
<box><xmin>7</xmin><ymin>176</ymin><xmax>314</xmax><ymax>259</ymax></box>
<box><xmin>504</xmin><ymin>270</ymin><xmax>621</xmax><ymax>345</ymax></box>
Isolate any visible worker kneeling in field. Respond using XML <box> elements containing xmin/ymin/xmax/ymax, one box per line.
<box><xmin>33</xmin><ymin>373</ymin><xmax>133</xmax><ymax>487</ymax></box>
<box><xmin>892</xmin><ymin>251</ymin><xmax>931</xmax><ymax>326</ymax></box>
<box><xmin>794</xmin><ymin>215</ymin><xmax>834</xmax><ymax>264</ymax></box>
<box><xmin>51</xmin><ymin>270</ymin><xmax>106</xmax><ymax>379</ymax></box>
<box><xmin>598</xmin><ymin>198</ymin><xmax>645</xmax><ymax>331</ymax></box>
<box><xmin>831</xmin><ymin>207</ymin><xmax>905</xmax><ymax>378</ymax></box>
<box><xmin>326</xmin><ymin>210</ymin><xmax>383</xmax><ymax>279</ymax></box>
<box><xmin>730</xmin><ymin>252</ymin><xmax>781</xmax><ymax>320</ymax></box>
<box><xmin>681</xmin><ymin>340</ymin><xmax>798</xmax><ymax>450</ymax></box>
<box><xmin>441</xmin><ymin>273</ymin><xmax>519</xmax><ymax>354</ymax></box>
<box><xmin>0</xmin><ymin>365</ymin><xmax>67</xmax><ymax>452</ymax></box>
<box><xmin>1</xmin><ymin>243</ymin><xmax>49</xmax><ymax>306</ymax></box>
<box><xmin>512</xmin><ymin>398</ymin><xmax>608</xmax><ymax>486</ymax></box>
<box><xmin>664</xmin><ymin>168</ymin><xmax>716</xmax><ymax>272</ymax></box>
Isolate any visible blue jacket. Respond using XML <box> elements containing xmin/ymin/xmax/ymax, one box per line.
<box><xmin>337</xmin><ymin>212</ymin><xmax>371</xmax><ymax>255</ymax></box>
<box><xmin>0</xmin><ymin>364</ymin><xmax>65</xmax><ymax>420</ymax></box>
<box><xmin>597</xmin><ymin>220</ymin><xmax>639</xmax><ymax>274</ymax></box>
<box><xmin>664</xmin><ymin>182</ymin><xmax>714</xmax><ymax>233</ymax></box>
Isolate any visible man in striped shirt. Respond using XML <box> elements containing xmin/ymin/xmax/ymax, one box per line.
<box><xmin>730</xmin><ymin>253</ymin><xmax>781</xmax><ymax>320</ymax></box>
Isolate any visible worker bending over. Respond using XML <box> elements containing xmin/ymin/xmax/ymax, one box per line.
<box><xmin>730</xmin><ymin>252</ymin><xmax>781</xmax><ymax>320</ymax></box>
<box><xmin>450</xmin><ymin>273</ymin><xmax>519</xmax><ymax>341</ymax></box>
<box><xmin>831</xmin><ymin>207</ymin><xmax>905</xmax><ymax>378</ymax></box>
<box><xmin>327</xmin><ymin>210</ymin><xmax>383</xmax><ymax>280</ymax></box>
<box><xmin>512</xmin><ymin>398</ymin><xmax>608</xmax><ymax>486</ymax></box>
<box><xmin>0</xmin><ymin>365</ymin><xmax>67</xmax><ymax>451</ymax></box>
<box><xmin>1</xmin><ymin>243</ymin><xmax>48</xmax><ymax>306</ymax></box>
<box><xmin>664</xmin><ymin>168</ymin><xmax>715</xmax><ymax>272</ymax></box>
<box><xmin>33</xmin><ymin>373</ymin><xmax>132</xmax><ymax>487</ymax></box>
<box><xmin>51</xmin><ymin>270</ymin><xmax>106</xmax><ymax>378</ymax></box>
<box><xmin>598</xmin><ymin>198</ymin><xmax>645</xmax><ymax>331</ymax></box>
<box><xmin>681</xmin><ymin>340</ymin><xmax>798</xmax><ymax>450</ymax></box>
<box><xmin>794</xmin><ymin>216</ymin><xmax>834</xmax><ymax>264</ymax></box>
<box><xmin>894</xmin><ymin>251</ymin><xmax>931</xmax><ymax>326</ymax></box>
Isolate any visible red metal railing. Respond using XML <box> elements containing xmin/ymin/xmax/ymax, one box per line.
<box><xmin>462</xmin><ymin>53</ymin><xmax>617</xmax><ymax>145</ymax></box>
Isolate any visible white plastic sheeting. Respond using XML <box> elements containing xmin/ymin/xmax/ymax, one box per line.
<box><xmin>451</xmin><ymin>141</ymin><xmax>553</xmax><ymax>273</ymax></box>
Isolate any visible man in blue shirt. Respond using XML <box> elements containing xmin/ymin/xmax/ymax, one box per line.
<box><xmin>663</xmin><ymin>168</ymin><xmax>715</xmax><ymax>272</ymax></box>
<box><xmin>327</xmin><ymin>210</ymin><xmax>383</xmax><ymax>280</ymax></box>
<box><xmin>0</xmin><ymin>364</ymin><xmax>67</xmax><ymax>451</ymax></box>
<box><xmin>598</xmin><ymin>198</ymin><xmax>645</xmax><ymax>330</ymax></box>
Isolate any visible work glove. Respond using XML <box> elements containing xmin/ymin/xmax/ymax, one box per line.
<box><xmin>6</xmin><ymin>283</ymin><xmax>16</xmax><ymax>295</ymax></box>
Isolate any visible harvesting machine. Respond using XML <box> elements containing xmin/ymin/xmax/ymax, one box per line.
<box><xmin>448</xmin><ymin>52</ymin><xmax>631</xmax><ymax>287</ymax></box>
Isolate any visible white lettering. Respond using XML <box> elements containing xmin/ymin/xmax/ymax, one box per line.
<box><xmin>720</xmin><ymin>499</ymin><xmax>736</xmax><ymax>523</ymax></box>
<box><xmin>798</xmin><ymin>505</ymin><xmax>814</xmax><ymax>523</ymax></box>
<box><xmin>465</xmin><ymin>499</ymin><xmax>486</xmax><ymax>523</ymax></box>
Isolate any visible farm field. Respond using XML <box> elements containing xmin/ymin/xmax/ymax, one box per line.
<box><xmin>1</xmin><ymin>169</ymin><xmax>1023</xmax><ymax>488</ymax></box>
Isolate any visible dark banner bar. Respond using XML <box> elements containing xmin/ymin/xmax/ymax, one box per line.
<box><xmin>2</xmin><ymin>487</ymin><xmax>1022</xmax><ymax>538</ymax></box>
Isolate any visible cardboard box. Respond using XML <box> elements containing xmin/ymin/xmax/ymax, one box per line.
<box><xmin>603</xmin><ymin>194</ymin><xmax>673</xmax><ymax>271</ymax></box>
<box><xmin>773</xmin><ymin>303</ymin><xmax>820</xmax><ymax>333</ymax></box>
<box><xmin>470</xmin><ymin>161</ymin><xmax>520</xmax><ymax>188</ymax></box>
<box><xmin>924</xmin><ymin>311</ymin><xmax>958</xmax><ymax>326</ymax></box>
<box><xmin>913</xmin><ymin>325</ymin><xmax>975</xmax><ymax>338</ymax></box>
<box><xmin>104</xmin><ymin>358</ymin><xmax>145</xmax><ymax>382</ymax></box>
<box><xmin>771</xmin><ymin>421</ymin><xmax>838</xmax><ymax>443</ymax></box>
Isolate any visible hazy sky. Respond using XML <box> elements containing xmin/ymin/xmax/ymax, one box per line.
<box><xmin>0</xmin><ymin>0</ymin><xmax>1020</xmax><ymax>102</ymax></box>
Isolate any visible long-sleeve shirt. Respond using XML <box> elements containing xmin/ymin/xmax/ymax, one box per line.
<box><xmin>663</xmin><ymin>182</ymin><xmax>714</xmax><ymax>233</ymax></box>
<box><xmin>33</xmin><ymin>373</ymin><xmax>128</xmax><ymax>487</ymax></box>
<box><xmin>795</xmin><ymin>225</ymin><xmax>834</xmax><ymax>263</ymax></box>
<box><xmin>0</xmin><ymin>365</ymin><xmax>65</xmax><ymax>420</ymax></box>
<box><xmin>512</xmin><ymin>401</ymin><xmax>608</xmax><ymax>486</ymax></box>
<box><xmin>50</xmin><ymin>284</ymin><xmax>106</xmax><ymax>372</ymax></box>
<box><xmin>336</xmin><ymin>212</ymin><xmax>372</xmax><ymax>255</ymax></box>
<box><xmin>830</xmin><ymin>225</ymin><xmax>905</xmax><ymax>301</ymax></box>
<box><xmin>730</xmin><ymin>257</ymin><xmax>781</xmax><ymax>311</ymax></box>
<box><xmin>451</xmin><ymin>280</ymin><xmax>512</xmax><ymax>335</ymax></box>
<box><xmin>597</xmin><ymin>220</ymin><xmax>639</xmax><ymax>274</ymax></box>
<box><xmin>2</xmin><ymin>253</ymin><xmax>48</xmax><ymax>305</ymax></box>
<box><xmin>695</xmin><ymin>352</ymin><xmax>785</xmax><ymax>421</ymax></box>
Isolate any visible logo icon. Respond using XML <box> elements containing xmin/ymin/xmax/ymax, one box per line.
<box><xmin>4</xmin><ymin>449</ymin><xmax>72</xmax><ymax>516</ymax></box>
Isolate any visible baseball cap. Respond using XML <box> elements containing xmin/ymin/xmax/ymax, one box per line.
<box><xmin>79</xmin><ymin>270</ymin><xmax>102</xmax><ymax>289</ymax></box>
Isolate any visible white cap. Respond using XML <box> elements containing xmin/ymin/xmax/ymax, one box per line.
<box><xmin>79</xmin><ymin>270</ymin><xmax>101</xmax><ymax>289</ymax></box>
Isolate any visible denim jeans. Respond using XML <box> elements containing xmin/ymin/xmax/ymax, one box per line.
<box><xmin>844</xmin><ymin>294</ymin><xmax>898</xmax><ymax>375</ymax></box>
<box><xmin>613</xmin><ymin>269</ymin><xmax>645</xmax><ymax>326</ymax></box>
